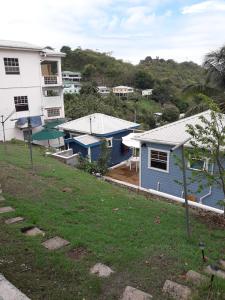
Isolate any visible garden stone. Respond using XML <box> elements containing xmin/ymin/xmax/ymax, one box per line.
<box><xmin>90</xmin><ymin>263</ymin><xmax>114</xmax><ymax>277</ymax></box>
<box><xmin>219</xmin><ymin>260</ymin><xmax>225</xmax><ymax>270</ymax></box>
<box><xmin>205</xmin><ymin>265</ymin><xmax>225</xmax><ymax>279</ymax></box>
<box><xmin>121</xmin><ymin>286</ymin><xmax>153</xmax><ymax>300</ymax></box>
<box><xmin>42</xmin><ymin>236</ymin><xmax>70</xmax><ymax>250</ymax></box>
<box><xmin>162</xmin><ymin>280</ymin><xmax>192</xmax><ymax>300</ymax></box>
<box><xmin>0</xmin><ymin>273</ymin><xmax>30</xmax><ymax>299</ymax></box>
<box><xmin>5</xmin><ymin>217</ymin><xmax>24</xmax><ymax>224</ymax></box>
<box><xmin>24</xmin><ymin>227</ymin><xmax>44</xmax><ymax>236</ymax></box>
<box><xmin>0</xmin><ymin>207</ymin><xmax>15</xmax><ymax>214</ymax></box>
<box><xmin>186</xmin><ymin>270</ymin><xmax>207</xmax><ymax>286</ymax></box>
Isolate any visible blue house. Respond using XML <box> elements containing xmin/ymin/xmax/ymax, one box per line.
<box><xmin>136</xmin><ymin>110</ymin><xmax>225</xmax><ymax>209</ymax></box>
<box><xmin>59</xmin><ymin>113</ymin><xmax>140</xmax><ymax>166</ymax></box>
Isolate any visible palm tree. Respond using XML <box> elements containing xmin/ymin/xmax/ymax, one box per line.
<box><xmin>184</xmin><ymin>46</ymin><xmax>225</xmax><ymax>114</ymax></box>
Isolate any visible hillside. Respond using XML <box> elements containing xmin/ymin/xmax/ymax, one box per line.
<box><xmin>0</xmin><ymin>142</ymin><xmax>225</xmax><ymax>299</ymax></box>
<box><xmin>60</xmin><ymin>46</ymin><xmax>205</xmax><ymax>90</ymax></box>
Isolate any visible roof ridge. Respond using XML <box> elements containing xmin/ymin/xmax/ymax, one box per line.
<box><xmin>137</xmin><ymin>110</ymin><xmax>211</xmax><ymax>138</ymax></box>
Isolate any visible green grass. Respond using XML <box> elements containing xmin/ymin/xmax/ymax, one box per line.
<box><xmin>0</xmin><ymin>142</ymin><xmax>225</xmax><ymax>299</ymax></box>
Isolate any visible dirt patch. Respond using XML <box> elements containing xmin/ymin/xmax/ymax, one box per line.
<box><xmin>191</xmin><ymin>208</ymin><xmax>225</xmax><ymax>229</ymax></box>
<box><xmin>67</xmin><ymin>247</ymin><xmax>89</xmax><ymax>260</ymax></box>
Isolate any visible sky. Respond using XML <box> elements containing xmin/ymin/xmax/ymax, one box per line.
<box><xmin>1</xmin><ymin>0</ymin><xmax>225</xmax><ymax>65</ymax></box>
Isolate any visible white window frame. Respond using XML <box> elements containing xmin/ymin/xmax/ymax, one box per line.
<box><xmin>106</xmin><ymin>137</ymin><xmax>113</xmax><ymax>148</ymax></box>
<box><xmin>4</xmin><ymin>57</ymin><xmax>20</xmax><ymax>74</ymax></box>
<box><xmin>187</xmin><ymin>157</ymin><xmax>209</xmax><ymax>172</ymax></box>
<box><xmin>14</xmin><ymin>96</ymin><xmax>29</xmax><ymax>112</ymax></box>
<box><xmin>46</xmin><ymin>107</ymin><xmax>60</xmax><ymax>118</ymax></box>
<box><xmin>148</xmin><ymin>147</ymin><xmax>170</xmax><ymax>173</ymax></box>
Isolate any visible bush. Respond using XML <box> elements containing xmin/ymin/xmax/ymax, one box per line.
<box><xmin>162</xmin><ymin>105</ymin><xmax>180</xmax><ymax>122</ymax></box>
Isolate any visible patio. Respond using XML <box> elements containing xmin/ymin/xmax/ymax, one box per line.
<box><xmin>107</xmin><ymin>163</ymin><xmax>139</xmax><ymax>186</ymax></box>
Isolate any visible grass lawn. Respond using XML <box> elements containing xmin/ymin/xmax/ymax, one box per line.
<box><xmin>0</xmin><ymin>142</ymin><xmax>225</xmax><ymax>299</ymax></box>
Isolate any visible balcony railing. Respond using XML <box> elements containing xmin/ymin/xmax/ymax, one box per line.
<box><xmin>43</xmin><ymin>76</ymin><xmax>58</xmax><ymax>85</ymax></box>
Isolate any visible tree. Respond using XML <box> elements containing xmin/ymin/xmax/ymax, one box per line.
<box><xmin>186</xmin><ymin>104</ymin><xmax>225</xmax><ymax>213</ymax></box>
<box><xmin>162</xmin><ymin>105</ymin><xmax>180</xmax><ymax>122</ymax></box>
<box><xmin>80</xmin><ymin>82</ymin><xmax>99</xmax><ymax>96</ymax></box>
<box><xmin>184</xmin><ymin>45</ymin><xmax>225</xmax><ymax>112</ymax></box>
<box><xmin>82</xmin><ymin>64</ymin><xmax>97</xmax><ymax>81</ymax></box>
<box><xmin>134</xmin><ymin>70</ymin><xmax>154</xmax><ymax>89</ymax></box>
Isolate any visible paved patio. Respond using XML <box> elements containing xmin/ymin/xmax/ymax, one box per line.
<box><xmin>107</xmin><ymin>163</ymin><xmax>139</xmax><ymax>186</ymax></box>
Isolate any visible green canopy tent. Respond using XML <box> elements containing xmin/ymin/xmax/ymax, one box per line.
<box><xmin>43</xmin><ymin>119</ymin><xmax>65</xmax><ymax>129</ymax></box>
<box><xmin>32</xmin><ymin>128</ymin><xmax>65</xmax><ymax>147</ymax></box>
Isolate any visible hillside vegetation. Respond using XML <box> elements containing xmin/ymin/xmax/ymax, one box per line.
<box><xmin>61</xmin><ymin>46</ymin><xmax>206</xmax><ymax>129</ymax></box>
<box><xmin>61</xmin><ymin>46</ymin><xmax>204</xmax><ymax>90</ymax></box>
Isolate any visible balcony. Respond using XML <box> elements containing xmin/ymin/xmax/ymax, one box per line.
<box><xmin>42</xmin><ymin>76</ymin><xmax>60</xmax><ymax>86</ymax></box>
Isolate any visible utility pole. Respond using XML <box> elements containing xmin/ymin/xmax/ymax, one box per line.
<box><xmin>1</xmin><ymin>110</ymin><xmax>16</xmax><ymax>143</ymax></box>
<box><xmin>171</xmin><ymin>138</ymin><xmax>191</xmax><ymax>239</ymax></box>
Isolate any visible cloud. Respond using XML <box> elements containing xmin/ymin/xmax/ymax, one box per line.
<box><xmin>182</xmin><ymin>0</ymin><xmax>225</xmax><ymax>14</ymax></box>
<box><xmin>0</xmin><ymin>0</ymin><xmax>225</xmax><ymax>65</ymax></box>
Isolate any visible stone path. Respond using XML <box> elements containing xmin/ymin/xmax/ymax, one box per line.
<box><xmin>121</xmin><ymin>286</ymin><xmax>153</xmax><ymax>300</ymax></box>
<box><xmin>5</xmin><ymin>217</ymin><xmax>24</xmax><ymax>225</ymax></box>
<box><xmin>0</xmin><ymin>207</ymin><xmax>15</xmax><ymax>214</ymax></box>
<box><xmin>42</xmin><ymin>236</ymin><xmax>70</xmax><ymax>250</ymax></box>
<box><xmin>186</xmin><ymin>270</ymin><xmax>207</xmax><ymax>286</ymax></box>
<box><xmin>90</xmin><ymin>263</ymin><xmax>114</xmax><ymax>278</ymax></box>
<box><xmin>23</xmin><ymin>227</ymin><xmax>45</xmax><ymax>237</ymax></box>
<box><xmin>162</xmin><ymin>280</ymin><xmax>192</xmax><ymax>300</ymax></box>
<box><xmin>0</xmin><ymin>274</ymin><xmax>30</xmax><ymax>300</ymax></box>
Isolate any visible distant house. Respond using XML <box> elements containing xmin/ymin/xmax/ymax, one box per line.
<box><xmin>112</xmin><ymin>86</ymin><xmax>134</xmax><ymax>96</ymax></box>
<box><xmin>59</xmin><ymin>113</ymin><xmax>140</xmax><ymax>166</ymax></box>
<box><xmin>142</xmin><ymin>89</ymin><xmax>153</xmax><ymax>97</ymax></box>
<box><xmin>62</xmin><ymin>71</ymin><xmax>82</xmax><ymax>82</ymax></box>
<box><xmin>63</xmin><ymin>82</ymin><xmax>81</xmax><ymax>94</ymax></box>
<box><xmin>136</xmin><ymin>111</ymin><xmax>225</xmax><ymax>209</ymax></box>
<box><xmin>98</xmin><ymin>86</ymin><xmax>111</xmax><ymax>95</ymax></box>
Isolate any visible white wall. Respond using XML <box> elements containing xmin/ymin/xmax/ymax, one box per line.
<box><xmin>0</xmin><ymin>48</ymin><xmax>64</xmax><ymax>142</ymax></box>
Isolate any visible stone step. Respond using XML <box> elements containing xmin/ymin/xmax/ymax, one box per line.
<box><xmin>42</xmin><ymin>236</ymin><xmax>70</xmax><ymax>250</ymax></box>
<box><xmin>219</xmin><ymin>260</ymin><xmax>225</xmax><ymax>270</ymax></box>
<box><xmin>121</xmin><ymin>286</ymin><xmax>153</xmax><ymax>300</ymax></box>
<box><xmin>0</xmin><ymin>207</ymin><xmax>15</xmax><ymax>214</ymax></box>
<box><xmin>205</xmin><ymin>265</ymin><xmax>225</xmax><ymax>279</ymax></box>
<box><xmin>162</xmin><ymin>280</ymin><xmax>192</xmax><ymax>300</ymax></box>
<box><xmin>90</xmin><ymin>263</ymin><xmax>114</xmax><ymax>278</ymax></box>
<box><xmin>186</xmin><ymin>270</ymin><xmax>207</xmax><ymax>286</ymax></box>
<box><xmin>0</xmin><ymin>273</ymin><xmax>30</xmax><ymax>300</ymax></box>
<box><xmin>23</xmin><ymin>227</ymin><xmax>45</xmax><ymax>237</ymax></box>
<box><xmin>5</xmin><ymin>217</ymin><xmax>24</xmax><ymax>224</ymax></box>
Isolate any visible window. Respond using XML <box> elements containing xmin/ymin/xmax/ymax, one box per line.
<box><xmin>4</xmin><ymin>58</ymin><xmax>20</xmax><ymax>74</ymax></box>
<box><xmin>47</xmin><ymin>108</ymin><xmax>60</xmax><ymax>117</ymax></box>
<box><xmin>106</xmin><ymin>137</ymin><xmax>113</xmax><ymax>148</ymax></box>
<box><xmin>149</xmin><ymin>148</ymin><xmax>169</xmax><ymax>172</ymax></box>
<box><xmin>188</xmin><ymin>158</ymin><xmax>208</xmax><ymax>171</ymax></box>
<box><xmin>44</xmin><ymin>89</ymin><xmax>59</xmax><ymax>97</ymax></box>
<box><xmin>14</xmin><ymin>96</ymin><xmax>29</xmax><ymax>112</ymax></box>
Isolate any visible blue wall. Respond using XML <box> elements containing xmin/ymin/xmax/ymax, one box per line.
<box><xmin>66</xmin><ymin>130</ymin><xmax>133</xmax><ymax>166</ymax></box>
<box><xmin>140</xmin><ymin>142</ymin><xmax>224</xmax><ymax>209</ymax></box>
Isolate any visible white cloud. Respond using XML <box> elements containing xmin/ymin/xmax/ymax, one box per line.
<box><xmin>182</xmin><ymin>0</ymin><xmax>225</xmax><ymax>14</ymax></box>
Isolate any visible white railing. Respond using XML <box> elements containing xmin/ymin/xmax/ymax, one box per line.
<box><xmin>43</xmin><ymin>76</ymin><xmax>58</xmax><ymax>85</ymax></box>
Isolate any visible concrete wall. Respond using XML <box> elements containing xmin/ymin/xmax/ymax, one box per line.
<box><xmin>140</xmin><ymin>142</ymin><xmax>225</xmax><ymax>209</ymax></box>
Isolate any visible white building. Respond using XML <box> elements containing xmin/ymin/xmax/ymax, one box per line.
<box><xmin>97</xmin><ymin>86</ymin><xmax>110</xmax><ymax>95</ymax></box>
<box><xmin>0</xmin><ymin>40</ymin><xmax>65</xmax><ymax>144</ymax></box>
<box><xmin>62</xmin><ymin>71</ymin><xmax>81</xmax><ymax>82</ymax></box>
<box><xmin>63</xmin><ymin>82</ymin><xmax>81</xmax><ymax>94</ymax></box>
<box><xmin>142</xmin><ymin>89</ymin><xmax>153</xmax><ymax>97</ymax></box>
<box><xmin>112</xmin><ymin>85</ymin><xmax>134</xmax><ymax>96</ymax></box>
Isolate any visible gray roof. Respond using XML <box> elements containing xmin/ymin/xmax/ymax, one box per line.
<box><xmin>0</xmin><ymin>40</ymin><xmax>42</xmax><ymax>51</ymax></box>
<box><xmin>136</xmin><ymin>110</ymin><xmax>225</xmax><ymax>146</ymax></box>
<box><xmin>73</xmin><ymin>135</ymin><xmax>100</xmax><ymax>146</ymax></box>
<box><xmin>59</xmin><ymin>113</ymin><xmax>139</xmax><ymax>135</ymax></box>
<box><xmin>0</xmin><ymin>40</ymin><xmax>65</xmax><ymax>57</ymax></box>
